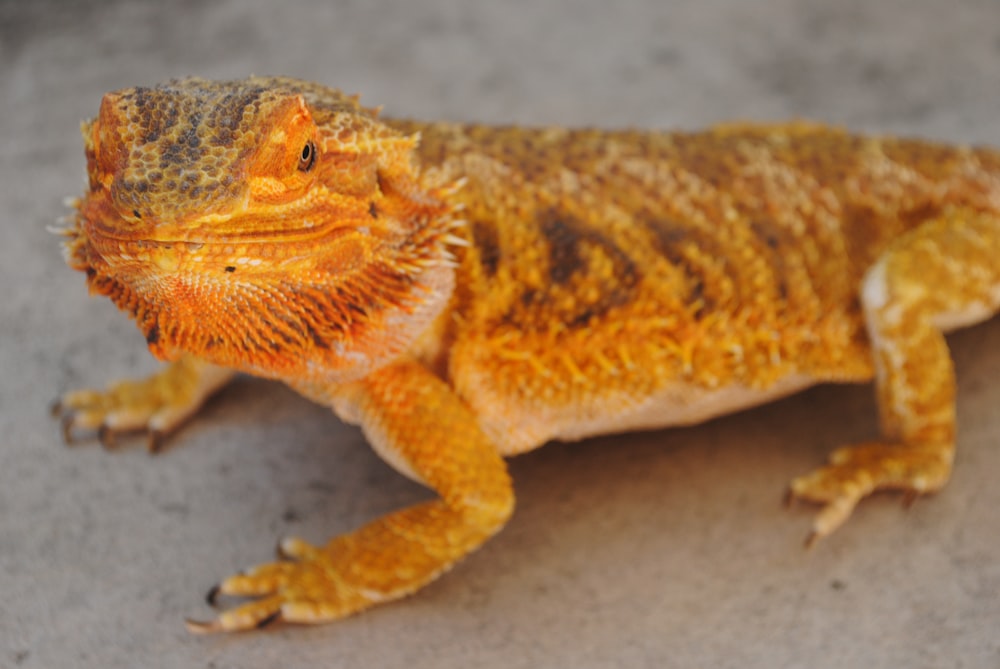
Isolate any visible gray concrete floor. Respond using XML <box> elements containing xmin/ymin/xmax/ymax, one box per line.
<box><xmin>3</xmin><ymin>1</ymin><xmax>1000</xmax><ymax>667</ymax></box>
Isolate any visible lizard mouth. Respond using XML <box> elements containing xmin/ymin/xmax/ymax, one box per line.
<box><xmin>83</xmin><ymin>223</ymin><xmax>361</xmax><ymax>256</ymax></box>
<box><xmin>75</xmin><ymin>182</ymin><xmax>372</xmax><ymax>250</ymax></box>
<box><xmin>71</xmin><ymin>207</ymin><xmax>373</xmax><ymax>282</ymax></box>
<box><xmin>80</xmin><ymin>209</ymin><xmax>365</xmax><ymax>248</ymax></box>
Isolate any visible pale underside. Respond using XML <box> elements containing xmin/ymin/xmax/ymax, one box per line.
<box><xmin>480</xmin><ymin>373</ymin><xmax>821</xmax><ymax>457</ymax></box>
<box><xmin>453</xmin><ymin>274</ymin><xmax>1000</xmax><ymax>460</ymax></box>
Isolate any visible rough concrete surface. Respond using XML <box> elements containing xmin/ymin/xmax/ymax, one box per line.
<box><xmin>2</xmin><ymin>1</ymin><xmax>999</xmax><ymax>667</ymax></box>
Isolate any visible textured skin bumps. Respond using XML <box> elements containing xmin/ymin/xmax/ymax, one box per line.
<box><xmin>89</xmin><ymin>77</ymin><xmax>375</xmax><ymax>221</ymax></box>
<box><xmin>70</xmin><ymin>77</ymin><xmax>460</xmax><ymax>383</ymax></box>
<box><xmin>402</xmin><ymin>121</ymin><xmax>1000</xmax><ymax>451</ymax></box>
<box><xmin>58</xmin><ymin>77</ymin><xmax>1000</xmax><ymax>631</ymax></box>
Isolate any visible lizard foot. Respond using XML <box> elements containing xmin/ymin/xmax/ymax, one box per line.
<box><xmin>186</xmin><ymin>537</ymin><xmax>372</xmax><ymax>633</ymax></box>
<box><xmin>185</xmin><ymin>523</ymin><xmax>459</xmax><ymax>633</ymax></box>
<box><xmin>788</xmin><ymin>441</ymin><xmax>953</xmax><ymax>547</ymax></box>
<box><xmin>54</xmin><ymin>356</ymin><xmax>233</xmax><ymax>452</ymax></box>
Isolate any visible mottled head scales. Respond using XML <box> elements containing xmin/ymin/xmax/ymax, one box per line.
<box><xmin>84</xmin><ymin>76</ymin><xmax>373</xmax><ymax>222</ymax></box>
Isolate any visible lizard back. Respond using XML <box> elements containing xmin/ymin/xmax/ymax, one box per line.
<box><xmin>391</xmin><ymin>121</ymin><xmax>1000</xmax><ymax>451</ymax></box>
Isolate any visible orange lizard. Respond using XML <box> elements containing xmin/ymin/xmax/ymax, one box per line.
<box><xmin>55</xmin><ymin>76</ymin><xmax>1000</xmax><ymax>633</ymax></box>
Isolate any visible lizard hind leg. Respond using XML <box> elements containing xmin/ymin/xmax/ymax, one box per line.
<box><xmin>789</xmin><ymin>209</ymin><xmax>1000</xmax><ymax>544</ymax></box>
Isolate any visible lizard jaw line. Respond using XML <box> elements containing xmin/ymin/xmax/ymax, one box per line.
<box><xmin>81</xmin><ymin>215</ymin><xmax>365</xmax><ymax>248</ymax></box>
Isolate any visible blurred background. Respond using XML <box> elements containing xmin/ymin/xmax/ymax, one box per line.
<box><xmin>2</xmin><ymin>1</ymin><xmax>999</xmax><ymax>667</ymax></box>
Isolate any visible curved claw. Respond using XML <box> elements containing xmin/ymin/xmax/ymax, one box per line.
<box><xmin>256</xmin><ymin>611</ymin><xmax>281</xmax><ymax>630</ymax></box>
<box><xmin>97</xmin><ymin>424</ymin><xmax>117</xmax><ymax>449</ymax></box>
<box><xmin>185</xmin><ymin>609</ymin><xmax>283</xmax><ymax>634</ymax></box>
<box><xmin>185</xmin><ymin>617</ymin><xmax>225</xmax><ymax>635</ymax></box>
<box><xmin>60</xmin><ymin>414</ymin><xmax>77</xmax><ymax>444</ymax></box>
<box><xmin>205</xmin><ymin>584</ymin><xmax>222</xmax><ymax>608</ymax></box>
<box><xmin>147</xmin><ymin>430</ymin><xmax>165</xmax><ymax>454</ymax></box>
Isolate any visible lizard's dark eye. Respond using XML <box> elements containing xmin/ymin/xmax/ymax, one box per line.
<box><xmin>298</xmin><ymin>140</ymin><xmax>317</xmax><ymax>172</ymax></box>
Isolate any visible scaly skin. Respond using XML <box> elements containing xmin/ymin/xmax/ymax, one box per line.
<box><xmin>56</xmin><ymin>77</ymin><xmax>1000</xmax><ymax>631</ymax></box>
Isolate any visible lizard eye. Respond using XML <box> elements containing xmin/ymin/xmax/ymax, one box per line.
<box><xmin>298</xmin><ymin>140</ymin><xmax>317</xmax><ymax>172</ymax></box>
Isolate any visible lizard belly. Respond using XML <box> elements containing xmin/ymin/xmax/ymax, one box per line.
<box><xmin>470</xmin><ymin>373</ymin><xmax>819</xmax><ymax>456</ymax></box>
<box><xmin>551</xmin><ymin>373</ymin><xmax>817</xmax><ymax>441</ymax></box>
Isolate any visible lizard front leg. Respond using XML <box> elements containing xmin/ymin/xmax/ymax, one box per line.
<box><xmin>186</xmin><ymin>359</ymin><xmax>514</xmax><ymax>633</ymax></box>
<box><xmin>790</xmin><ymin>209</ymin><xmax>1000</xmax><ymax>543</ymax></box>
<box><xmin>55</xmin><ymin>353</ymin><xmax>235</xmax><ymax>451</ymax></box>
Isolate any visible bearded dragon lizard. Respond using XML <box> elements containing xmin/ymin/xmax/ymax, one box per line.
<box><xmin>54</xmin><ymin>76</ymin><xmax>1000</xmax><ymax>633</ymax></box>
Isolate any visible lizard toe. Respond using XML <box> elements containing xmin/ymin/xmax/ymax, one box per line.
<box><xmin>789</xmin><ymin>440</ymin><xmax>953</xmax><ymax>544</ymax></box>
<box><xmin>186</xmin><ymin>595</ymin><xmax>286</xmax><ymax>634</ymax></box>
<box><xmin>276</xmin><ymin>536</ymin><xmax>321</xmax><ymax>561</ymax></box>
<box><xmin>54</xmin><ymin>358</ymin><xmax>234</xmax><ymax>450</ymax></box>
<box><xmin>190</xmin><ymin>547</ymin><xmax>382</xmax><ymax>632</ymax></box>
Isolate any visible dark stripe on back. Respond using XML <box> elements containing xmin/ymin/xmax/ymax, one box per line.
<box><xmin>502</xmin><ymin>209</ymin><xmax>641</xmax><ymax>330</ymax></box>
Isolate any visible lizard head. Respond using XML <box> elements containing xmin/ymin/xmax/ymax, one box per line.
<box><xmin>64</xmin><ymin>77</ymin><xmax>461</xmax><ymax>383</ymax></box>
